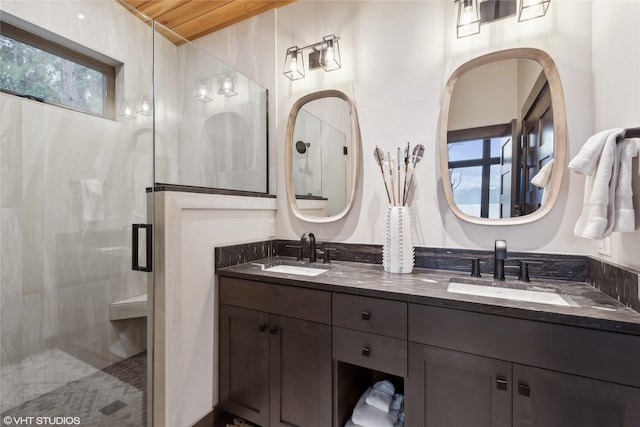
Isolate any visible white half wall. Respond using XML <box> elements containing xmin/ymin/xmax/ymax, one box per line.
<box><xmin>153</xmin><ymin>192</ymin><xmax>276</xmax><ymax>427</ymax></box>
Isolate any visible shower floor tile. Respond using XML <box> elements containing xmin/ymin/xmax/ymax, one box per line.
<box><xmin>1</xmin><ymin>352</ymin><xmax>147</xmax><ymax>427</ymax></box>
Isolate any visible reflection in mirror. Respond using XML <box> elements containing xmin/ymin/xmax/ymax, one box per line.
<box><xmin>160</xmin><ymin>41</ymin><xmax>268</xmax><ymax>193</ymax></box>
<box><xmin>440</xmin><ymin>48</ymin><xmax>566</xmax><ymax>225</ymax></box>
<box><xmin>286</xmin><ymin>90</ymin><xmax>361</xmax><ymax>222</ymax></box>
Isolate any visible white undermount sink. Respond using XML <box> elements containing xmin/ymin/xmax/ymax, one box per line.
<box><xmin>447</xmin><ymin>282</ymin><xmax>572</xmax><ymax>307</ymax></box>
<box><xmin>263</xmin><ymin>264</ymin><xmax>328</xmax><ymax>277</ymax></box>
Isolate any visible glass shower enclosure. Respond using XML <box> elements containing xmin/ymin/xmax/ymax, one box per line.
<box><xmin>1</xmin><ymin>1</ymin><xmax>269</xmax><ymax>426</ymax></box>
<box><xmin>1</xmin><ymin>2</ymin><xmax>154</xmax><ymax>425</ymax></box>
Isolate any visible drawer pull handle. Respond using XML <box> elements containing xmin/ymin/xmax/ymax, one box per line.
<box><xmin>361</xmin><ymin>347</ymin><xmax>371</xmax><ymax>357</ymax></box>
<box><xmin>518</xmin><ymin>383</ymin><xmax>531</xmax><ymax>397</ymax></box>
<box><xmin>258</xmin><ymin>324</ymin><xmax>267</xmax><ymax>332</ymax></box>
<box><xmin>269</xmin><ymin>326</ymin><xmax>278</xmax><ymax>335</ymax></box>
<box><xmin>361</xmin><ymin>311</ymin><xmax>371</xmax><ymax>320</ymax></box>
<box><xmin>496</xmin><ymin>377</ymin><xmax>508</xmax><ymax>391</ymax></box>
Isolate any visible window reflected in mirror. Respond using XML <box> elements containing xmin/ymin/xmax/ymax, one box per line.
<box><xmin>440</xmin><ymin>48</ymin><xmax>566</xmax><ymax>225</ymax></box>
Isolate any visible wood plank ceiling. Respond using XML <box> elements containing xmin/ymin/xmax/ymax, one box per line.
<box><xmin>119</xmin><ymin>0</ymin><xmax>296</xmax><ymax>43</ymax></box>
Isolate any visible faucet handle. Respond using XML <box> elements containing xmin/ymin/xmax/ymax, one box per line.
<box><xmin>517</xmin><ymin>260</ymin><xmax>542</xmax><ymax>282</ymax></box>
<box><xmin>286</xmin><ymin>245</ymin><xmax>303</xmax><ymax>262</ymax></box>
<box><xmin>462</xmin><ymin>257</ymin><xmax>482</xmax><ymax>277</ymax></box>
<box><xmin>319</xmin><ymin>247</ymin><xmax>336</xmax><ymax>264</ymax></box>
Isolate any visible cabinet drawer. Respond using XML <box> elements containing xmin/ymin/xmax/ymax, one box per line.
<box><xmin>333</xmin><ymin>326</ymin><xmax>407</xmax><ymax>377</ymax></box>
<box><xmin>332</xmin><ymin>293</ymin><xmax>407</xmax><ymax>338</ymax></box>
<box><xmin>220</xmin><ymin>277</ymin><xmax>331</xmax><ymax>324</ymax></box>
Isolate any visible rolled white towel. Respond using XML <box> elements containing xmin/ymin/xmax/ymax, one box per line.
<box><xmin>372</xmin><ymin>380</ymin><xmax>395</xmax><ymax>396</ymax></box>
<box><xmin>366</xmin><ymin>388</ymin><xmax>393</xmax><ymax>413</ymax></box>
<box><xmin>345</xmin><ymin>418</ymin><xmax>363</xmax><ymax>427</ymax></box>
<box><xmin>390</xmin><ymin>393</ymin><xmax>404</xmax><ymax>416</ymax></box>
<box><xmin>352</xmin><ymin>387</ymin><xmax>397</xmax><ymax>427</ymax></box>
<box><xmin>366</xmin><ymin>381</ymin><xmax>395</xmax><ymax>412</ymax></box>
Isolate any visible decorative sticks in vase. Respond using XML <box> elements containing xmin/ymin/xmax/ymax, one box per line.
<box><xmin>375</xmin><ymin>142</ymin><xmax>424</xmax><ymax>274</ymax></box>
<box><xmin>374</xmin><ymin>143</ymin><xmax>424</xmax><ymax>206</ymax></box>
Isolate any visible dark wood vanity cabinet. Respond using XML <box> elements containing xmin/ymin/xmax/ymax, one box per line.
<box><xmin>219</xmin><ymin>278</ymin><xmax>332</xmax><ymax>427</ymax></box>
<box><xmin>407</xmin><ymin>304</ymin><xmax>640</xmax><ymax>427</ymax></box>
<box><xmin>218</xmin><ymin>275</ymin><xmax>640</xmax><ymax>427</ymax></box>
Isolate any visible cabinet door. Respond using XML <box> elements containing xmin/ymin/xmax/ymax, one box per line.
<box><xmin>407</xmin><ymin>343</ymin><xmax>511</xmax><ymax>427</ymax></box>
<box><xmin>269</xmin><ymin>314</ymin><xmax>332</xmax><ymax>427</ymax></box>
<box><xmin>219</xmin><ymin>304</ymin><xmax>270</xmax><ymax>427</ymax></box>
<box><xmin>514</xmin><ymin>364</ymin><xmax>640</xmax><ymax>427</ymax></box>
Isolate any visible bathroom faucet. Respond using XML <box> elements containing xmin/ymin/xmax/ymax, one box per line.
<box><xmin>300</xmin><ymin>232</ymin><xmax>317</xmax><ymax>263</ymax></box>
<box><xmin>494</xmin><ymin>240</ymin><xmax>507</xmax><ymax>281</ymax></box>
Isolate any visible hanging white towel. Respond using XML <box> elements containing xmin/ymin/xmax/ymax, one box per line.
<box><xmin>80</xmin><ymin>179</ymin><xmax>105</xmax><ymax>222</ymax></box>
<box><xmin>531</xmin><ymin>159</ymin><xmax>554</xmax><ymax>206</ymax></box>
<box><xmin>568</xmin><ymin>129</ymin><xmax>622</xmax><ymax>175</ymax></box>
<box><xmin>570</xmin><ymin>129</ymin><xmax>623</xmax><ymax>240</ymax></box>
<box><xmin>613</xmin><ymin>139</ymin><xmax>639</xmax><ymax>232</ymax></box>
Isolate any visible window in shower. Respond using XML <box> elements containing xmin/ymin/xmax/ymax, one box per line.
<box><xmin>0</xmin><ymin>20</ymin><xmax>116</xmax><ymax>119</ymax></box>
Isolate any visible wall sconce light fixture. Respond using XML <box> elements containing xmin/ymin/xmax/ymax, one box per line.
<box><xmin>456</xmin><ymin>0</ymin><xmax>481</xmax><ymax>38</ymax></box>
<box><xmin>518</xmin><ymin>0</ymin><xmax>550</xmax><ymax>22</ymax></box>
<box><xmin>119</xmin><ymin>98</ymin><xmax>137</xmax><ymax>119</ymax></box>
<box><xmin>283</xmin><ymin>46</ymin><xmax>305</xmax><ymax>81</ymax></box>
<box><xmin>136</xmin><ymin>94</ymin><xmax>153</xmax><ymax>116</ymax></box>
<box><xmin>194</xmin><ymin>76</ymin><xmax>213</xmax><ymax>102</ymax></box>
<box><xmin>454</xmin><ymin>0</ymin><xmax>550</xmax><ymax>38</ymax></box>
<box><xmin>283</xmin><ymin>35</ymin><xmax>341</xmax><ymax>81</ymax></box>
<box><xmin>217</xmin><ymin>70</ymin><xmax>239</xmax><ymax>97</ymax></box>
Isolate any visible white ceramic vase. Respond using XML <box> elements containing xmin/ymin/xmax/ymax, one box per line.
<box><xmin>382</xmin><ymin>205</ymin><xmax>414</xmax><ymax>274</ymax></box>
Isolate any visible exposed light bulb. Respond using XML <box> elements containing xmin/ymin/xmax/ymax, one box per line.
<box><xmin>137</xmin><ymin>96</ymin><xmax>152</xmax><ymax>116</ymax></box>
<box><xmin>325</xmin><ymin>46</ymin><xmax>335</xmax><ymax>63</ymax></box>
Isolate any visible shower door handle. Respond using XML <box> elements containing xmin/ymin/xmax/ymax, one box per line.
<box><xmin>132</xmin><ymin>224</ymin><xmax>153</xmax><ymax>272</ymax></box>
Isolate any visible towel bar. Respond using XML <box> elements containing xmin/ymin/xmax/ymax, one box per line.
<box><xmin>618</xmin><ymin>127</ymin><xmax>640</xmax><ymax>142</ymax></box>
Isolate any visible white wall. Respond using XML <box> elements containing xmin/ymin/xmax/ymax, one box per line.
<box><xmin>197</xmin><ymin>0</ymin><xmax>639</xmax><ymax>262</ymax></box>
<box><xmin>270</xmin><ymin>0</ymin><xmax>595</xmax><ymax>257</ymax></box>
<box><xmin>591</xmin><ymin>0</ymin><xmax>640</xmax><ymax>270</ymax></box>
<box><xmin>449</xmin><ymin>59</ymin><xmax>519</xmax><ymax>130</ymax></box>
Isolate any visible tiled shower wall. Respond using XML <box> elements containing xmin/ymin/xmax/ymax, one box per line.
<box><xmin>0</xmin><ymin>0</ymin><xmax>177</xmax><ymax>411</ymax></box>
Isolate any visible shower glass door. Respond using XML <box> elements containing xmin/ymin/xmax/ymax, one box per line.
<box><xmin>1</xmin><ymin>2</ymin><xmax>154</xmax><ymax>426</ymax></box>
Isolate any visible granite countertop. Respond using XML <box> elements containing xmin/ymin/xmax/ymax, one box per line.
<box><xmin>218</xmin><ymin>256</ymin><xmax>640</xmax><ymax>336</ymax></box>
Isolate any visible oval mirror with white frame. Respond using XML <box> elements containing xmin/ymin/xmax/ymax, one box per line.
<box><xmin>440</xmin><ymin>48</ymin><xmax>566</xmax><ymax>225</ymax></box>
<box><xmin>285</xmin><ymin>90</ymin><xmax>361</xmax><ymax>223</ymax></box>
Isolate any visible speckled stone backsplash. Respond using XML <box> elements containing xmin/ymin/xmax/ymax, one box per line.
<box><xmin>216</xmin><ymin>240</ymin><xmax>640</xmax><ymax>314</ymax></box>
<box><xmin>215</xmin><ymin>240</ymin><xmax>276</xmax><ymax>272</ymax></box>
<box><xmin>587</xmin><ymin>257</ymin><xmax>640</xmax><ymax>312</ymax></box>
<box><xmin>273</xmin><ymin>240</ymin><xmax>588</xmax><ymax>282</ymax></box>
